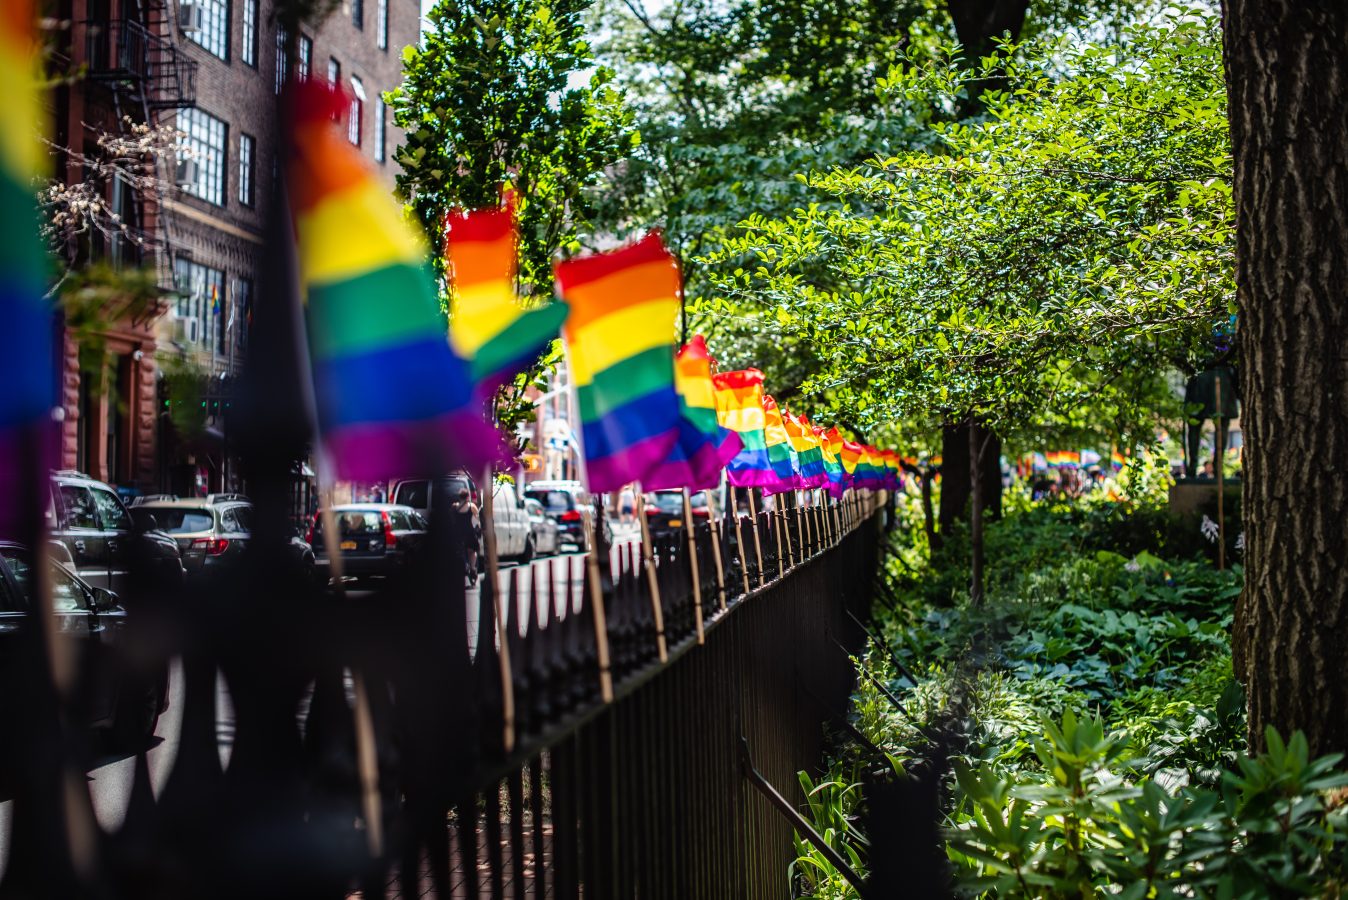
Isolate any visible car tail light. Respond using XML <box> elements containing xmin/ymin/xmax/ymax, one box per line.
<box><xmin>559</xmin><ymin>509</ymin><xmax>582</xmax><ymax>523</ymax></box>
<box><xmin>381</xmin><ymin>510</ymin><xmax>397</xmax><ymax>548</ymax></box>
<box><xmin>305</xmin><ymin>513</ymin><xmax>319</xmax><ymax>545</ymax></box>
<box><xmin>191</xmin><ymin>537</ymin><xmax>230</xmax><ymax>556</ymax></box>
<box><xmin>692</xmin><ymin>507</ymin><xmax>710</xmax><ymax>518</ymax></box>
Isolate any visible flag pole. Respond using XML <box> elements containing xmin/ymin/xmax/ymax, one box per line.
<box><xmin>772</xmin><ymin>494</ymin><xmax>786</xmax><ymax>577</ymax></box>
<box><xmin>746</xmin><ymin>488</ymin><xmax>765</xmax><ymax>587</ymax></box>
<box><xmin>682</xmin><ymin>488</ymin><xmax>704</xmax><ymax>644</ymax></box>
<box><xmin>582</xmin><ymin>504</ymin><xmax>614</xmax><ymax>701</ymax></box>
<box><xmin>705</xmin><ymin>487</ymin><xmax>728</xmax><ymax>610</ymax></box>
<box><xmin>731</xmin><ymin>489</ymin><xmax>751</xmax><ymax>596</ymax></box>
<box><xmin>480</xmin><ymin>465</ymin><xmax>515</xmax><ymax>752</ymax></box>
<box><xmin>634</xmin><ymin>481</ymin><xmax>668</xmax><ymax>661</ymax></box>
<box><xmin>558</xmin><ymin>337</ymin><xmax>612</xmax><ymax>701</ymax></box>
<box><xmin>318</xmin><ymin>473</ymin><xmax>382</xmax><ymax>857</ymax></box>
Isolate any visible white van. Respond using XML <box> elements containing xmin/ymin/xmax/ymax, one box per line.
<box><xmin>390</xmin><ymin>475</ymin><xmax>535</xmax><ymax>562</ymax></box>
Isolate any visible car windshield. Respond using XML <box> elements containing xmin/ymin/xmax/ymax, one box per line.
<box><xmin>525</xmin><ymin>490</ymin><xmax>573</xmax><ymax>512</ymax></box>
<box><xmin>141</xmin><ymin>507</ymin><xmax>215</xmax><ymax>534</ymax></box>
<box><xmin>690</xmin><ymin>492</ymin><xmax>708</xmax><ymax>509</ymax></box>
<box><xmin>0</xmin><ymin>549</ymin><xmax>88</xmax><ymax>612</ymax></box>
<box><xmin>652</xmin><ymin>493</ymin><xmax>684</xmax><ymax>513</ymax></box>
<box><xmin>313</xmin><ymin>511</ymin><xmax>384</xmax><ymax>536</ymax></box>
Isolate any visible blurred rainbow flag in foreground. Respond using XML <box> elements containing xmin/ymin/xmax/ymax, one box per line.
<box><xmin>287</xmin><ymin>81</ymin><xmax>500</xmax><ymax>481</ymax></box>
<box><xmin>444</xmin><ymin>199</ymin><xmax>569</xmax><ymax>395</ymax></box>
<box><xmin>555</xmin><ymin>234</ymin><xmax>682</xmax><ymax>492</ymax></box>
<box><xmin>0</xmin><ymin>0</ymin><xmax>56</xmax><ymax>540</ymax></box>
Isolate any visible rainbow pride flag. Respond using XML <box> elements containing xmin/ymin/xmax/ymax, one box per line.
<box><xmin>816</xmin><ymin>426</ymin><xmax>847</xmax><ymax>498</ymax></box>
<box><xmin>644</xmin><ymin>335</ymin><xmax>742</xmax><ymax>491</ymax></box>
<box><xmin>854</xmin><ymin>445</ymin><xmax>885</xmax><ymax>489</ymax></box>
<box><xmin>1111</xmin><ymin>448</ymin><xmax>1127</xmax><ymax>472</ymax></box>
<box><xmin>287</xmin><ymin>81</ymin><xmax>501</xmax><ymax>481</ymax></box>
<box><xmin>840</xmin><ymin>441</ymin><xmax>862</xmax><ymax>482</ymax></box>
<box><xmin>761</xmin><ymin>395</ymin><xmax>799</xmax><ymax>494</ymax></box>
<box><xmin>881</xmin><ymin>450</ymin><xmax>903</xmax><ymax>490</ymax></box>
<box><xmin>444</xmin><ymin>200</ymin><xmax>569</xmax><ymax>394</ymax></box>
<box><xmin>785</xmin><ymin>411</ymin><xmax>826</xmax><ymax>489</ymax></box>
<box><xmin>554</xmin><ymin>233</ymin><xmax>682</xmax><ymax>492</ymax></box>
<box><xmin>713</xmin><ymin>368</ymin><xmax>776</xmax><ymax>488</ymax></box>
<box><xmin>0</xmin><ymin>0</ymin><xmax>55</xmax><ymax>540</ymax></box>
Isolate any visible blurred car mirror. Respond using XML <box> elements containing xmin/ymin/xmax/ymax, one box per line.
<box><xmin>91</xmin><ymin>587</ymin><xmax>119</xmax><ymax>613</ymax></box>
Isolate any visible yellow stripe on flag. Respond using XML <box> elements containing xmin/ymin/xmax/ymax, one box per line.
<box><xmin>449</xmin><ymin>278</ymin><xmax>518</xmax><ymax>357</ymax></box>
<box><xmin>566</xmin><ymin>296</ymin><xmax>679</xmax><ymax>386</ymax></box>
<box><xmin>296</xmin><ymin>179</ymin><xmax>425</xmax><ymax>289</ymax></box>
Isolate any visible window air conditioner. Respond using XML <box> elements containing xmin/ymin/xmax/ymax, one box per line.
<box><xmin>178</xmin><ymin>2</ymin><xmax>203</xmax><ymax>33</ymax></box>
<box><xmin>174</xmin><ymin>158</ymin><xmax>199</xmax><ymax>188</ymax></box>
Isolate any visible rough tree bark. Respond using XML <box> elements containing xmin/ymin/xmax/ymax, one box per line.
<box><xmin>938</xmin><ymin>419</ymin><xmax>1003</xmax><ymax>539</ymax></box>
<box><xmin>1223</xmin><ymin>0</ymin><xmax>1348</xmax><ymax>755</ymax></box>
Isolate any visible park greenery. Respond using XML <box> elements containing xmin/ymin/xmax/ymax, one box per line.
<box><xmin>789</xmin><ymin>473</ymin><xmax>1348</xmax><ymax>898</ymax></box>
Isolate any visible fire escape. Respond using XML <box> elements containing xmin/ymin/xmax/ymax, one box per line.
<box><xmin>78</xmin><ymin>0</ymin><xmax>198</xmax><ymax>291</ymax></box>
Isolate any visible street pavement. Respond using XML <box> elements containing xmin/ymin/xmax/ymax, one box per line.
<box><xmin>0</xmin><ymin>521</ymin><xmax>644</xmax><ymax>877</ymax></box>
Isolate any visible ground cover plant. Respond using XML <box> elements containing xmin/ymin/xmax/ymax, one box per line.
<box><xmin>790</xmin><ymin>486</ymin><xmax>1348</xmax><ymax>898</ymax></box>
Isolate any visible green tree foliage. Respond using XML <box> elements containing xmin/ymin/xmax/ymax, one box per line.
<box><xmin>701</xmin><ymin>11</ymin><xmax>1230</xmax><ymax>445</ymax></box>
<box><xmin>391</xmin><ymin>0</ymin><xmax>638</xmax><ymax>299</ymax></box>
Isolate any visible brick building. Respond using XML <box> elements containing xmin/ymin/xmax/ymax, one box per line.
<box><xmin>52</xmin><ymin>0</ymin><xmax>421</xmax><ymax>496</ymax></box>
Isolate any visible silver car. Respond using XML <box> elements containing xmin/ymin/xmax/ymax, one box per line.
<box><xmin>524</xmin><ymin>497</ymin><xmax>560</xmax><ymax>556</ymax></box>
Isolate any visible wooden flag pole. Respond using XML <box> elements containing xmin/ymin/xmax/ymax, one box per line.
<box><xmin>796</xmin><ymin>491</ymin><xmax>809</xmax><ymax>557</ymax></box>
<box><xmin>682</xmin><ymin>488</ymin><xmax>705</xmax><ymax>644</ymax></box>
<box><xmin>772</xmin><ymin>497</ymin><xmax>786</xmax><ymax>577</ymax></box>
<box><xmin>481</xmin><ymin>467</ymin><xmax>515</xmax><ymax>753</ymax></box>
<box><xmin>705</xmin><ymin>489</ymin><xmax>728</xmax><ymax>611</ymax></box>
<box><xmin>746</xmin><ymin>488</ymin><xmax>765</xmax><ymax>587</ymax></box>
<box><xmin>318</xmin><ymin>481</ymin><xmax>382</xmax><ymax>856</ymax></box>
<box><xmin>634</xmin><ymin>482</ymin><xmax>668</xmax><ymax>662</ymax></box>
<box><xmin>731</xmin><ymin>490</ymin><xmax>752</xmax><ymax>596</ymax></box>
<box><xmin>583</xmin><ymin>506</ymin><xmax>614</xmax><ymax>702</ymax></box>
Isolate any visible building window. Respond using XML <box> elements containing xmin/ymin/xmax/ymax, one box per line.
<box><xmin>178</xmin><ymin>108</ymin><xmax>227</xmax><ymax>207</ymax></box>
<box><xmin>348</xmin><ymin>77</ymin><xmax>364</xmax><ymax>146</ymax></box>
<box><xmin>274</xmin><ymin>27</ymin><xmax>288</xmax><ymax>93</ymax></box>
<box><xmin>238</xmin><ymin>133</ymin><xmax>255</xmax><ymax>206</ymax></box>
<box><xmin>352</xmin><ymin>0</ymin><xmax>363</xmax><ymax>30</ymax></box>
<box><xmin>232</xmin><ymin>277</ymin><xmax>252</xmax><ymax>356</ymax></box>
<box><xmin>374</xmin><ymin>96</ymin><xmax>386</xmax><ymax>162</ymax></box>
<box><xmin>298</xmin><ymin>34</ymin><xmax>313</xmax><ymax>79</ymax></box>
<box><xmin>241</xmin><ymin>0</ymin><xmax>258</xmax><ymax>66</ymax></box>
<box><xmin>377</xmin><ymin>0</ymin><xmax>388</xmax><ymax>50</ymax></box>
<box><xmin>173</xmin><ymin>259</ymin><xmax>226</xmax><ymax>350</ymax></box>
<box><xmin>327</xmin><ymin>57</ymin><xmax>340</xmax><ymax>85</ymax></box>
<box><xmin>185</xmin><ymin>0</ymin><xmax>230</xmax><ymax>61</ymax></box>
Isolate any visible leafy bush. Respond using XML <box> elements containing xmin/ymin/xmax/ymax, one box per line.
<box><xmin>950</xmin><ymin>714</ymin><xmax>1348</xmax><ymax>899</ymax></box>
<box><xmin>791</xmin><ymin>490</ymin><xmax>1348</xmax><ymax>898</ymax></box>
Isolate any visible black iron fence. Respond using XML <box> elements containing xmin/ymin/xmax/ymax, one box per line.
<box><xmin>0</xmin><ymin>462</ymin><xmax>883</xmax><ymax>899</ymax></box>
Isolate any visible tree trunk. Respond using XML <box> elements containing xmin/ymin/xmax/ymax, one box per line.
<box><xmin>1223</xmin><ymin>0</ymin><xmax>1348</xmax><ymax>756</ymax></box>
<box><xmin>938</xmin><ymin>419</ymin><xmax>1002</xmax><ymax>537</ymax></box>
<box><xmin>968</xmin><ymin>422</ymin><xmax>985</xmax><ymax>605</ymax></box>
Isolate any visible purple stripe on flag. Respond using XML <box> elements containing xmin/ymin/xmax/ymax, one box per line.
<box><xmin>584</xmin><ymin>430</ymin><xmax>680</xmax><ymax>493</ymax></box>
<box><xmin>325</xmin><ymin>410</ymin><xmax>507</xmax><ymax>482</ymax></box>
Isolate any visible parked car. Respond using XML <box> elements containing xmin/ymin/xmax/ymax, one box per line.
<box><xmin>524</xmin><ymin>498</ymin><xmax>560</xmax><ymax>557</ymax></box>
<box><xmin>49</xmin><ymin>471</ymin><xmax>184</xmax><ymax>591</ymax></box>
<box><xmin>523</xmin><ymin>481</ymin><xmax>611</xmax><ymax>550</ymax></box>
<box><xmin>0</xmin><ymin>542</ymin><xmax>168</xmax><ymax>742</ymax></box>
<box><xmin>391</xmin><ymin>475</ymin><xmax>535</xmax><ymax>562</ymax></box>
<box><xmin>133</xmin><ymin>497</ymin><xmax>317</xmax><ymax>582</ymax></box>
<box><xmin>308</xmin><ymin>504</ymin><xmax>428</xmax><ymax>581</ymax></box>
<box><xmin>644</xmin><ymin>490</ymin><xmax>711</xmax><ymax>537</ymax></box>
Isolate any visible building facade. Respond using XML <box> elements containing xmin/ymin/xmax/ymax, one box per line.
<box><xmin>52</xmin><ymin>0</ymin><xmax>420</xmax><ymax>496</ymax></box>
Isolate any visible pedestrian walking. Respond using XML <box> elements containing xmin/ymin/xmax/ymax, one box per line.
<box><xmin>450</xmin><ymin>488</ymin><xmax>481</xmax><ymax>586</ymax></box>
<box><xmin>620</xmin><ymin>485</ymin><xmax>636</xmax><ymax>524</ymax></box>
